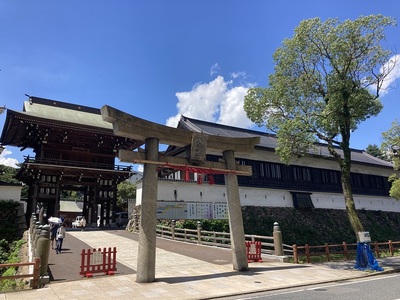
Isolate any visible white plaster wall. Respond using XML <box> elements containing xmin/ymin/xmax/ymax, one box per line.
<box><xmin>0</xmin><ymin>185</ymin><xmax>25</xmax><ymax>211</ymax></box>
<box><xmin>136</xmin><ymin>179</ymin><xmax>400</xmax><ymax>213</ymax></box>
<box><xmin>0</xmin><ymin>186</ymin><xmax>22</xmax><ymax>201</ymax></box>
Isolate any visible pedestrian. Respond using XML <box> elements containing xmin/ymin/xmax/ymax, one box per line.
<box><xmin>56</xmin><ymin>224</ymin><xmax>66</xmax><ymax>254</ymax></box>
<box><xmin>50</xmin><ymin>222</ymin><xmax>59</xmax><ymax>249</ymax></box>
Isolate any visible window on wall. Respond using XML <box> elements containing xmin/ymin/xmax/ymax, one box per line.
<box><xmin>321</xmin><ymin>170</ymin><xmax>339</xmax><ymax>184</ymax></box>
<box><xmin>351</xmin><ymin>173</ymin><xmax>363</xmax><ymax>187</ymax></box>
<box><xmin>369</xmin><ymin>175</ymin><xmax>385</xmax><ymax>189</ymax></box>
<box><xmin>292</xmin><ymin>166</ymin><xmax>312</xmax><ymax>181</ymax></box>
<box><xmin>291</xmin><ymin>192</ymin><xmax>314</xmax><ymax>208</ymax></box>
<box><xmin>260</xmin><ymin>162</ymin><xmax>282</xmax><ymax>178</ymax></box>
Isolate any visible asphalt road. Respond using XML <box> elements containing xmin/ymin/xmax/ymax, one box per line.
<box><xmin>217</xmin><ymin>274</ymin><xmax>400</xmax><ymax>300</ymax></box>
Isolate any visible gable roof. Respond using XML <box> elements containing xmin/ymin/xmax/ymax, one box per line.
<box><xmin>177</xmin><ymin>115</ymin><xmax>393</xmax><ymax>169</ymax></box>
<box><xmin>20</xmin><ymin>96</ymin><xmax>112</xmax><ymax>130</ymax></box>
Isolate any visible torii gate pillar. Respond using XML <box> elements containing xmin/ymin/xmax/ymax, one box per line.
<box><xmin>136</xmin><ymin>138</ymin><xmax>159</xmax><ymax>283</ymax></box>
<box><xmin>223</xmin><ymin>150</ymin><xmax>248</xmax><ymax>271</ymax></box>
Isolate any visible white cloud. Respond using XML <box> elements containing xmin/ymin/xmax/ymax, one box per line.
<box><xmin>377</xmin><ymin>54</ymin><xmax>400</xmax><ymax>96</ymax></box>
<box><xmin>166</xmin><ymin>73</ymin><xmax>255</xmax><ymax>129</ymax></box>
<box><xmin>218</xmin><ymin>86</ymin><xmax>254</xmax><ymax>128</ymax></box>
<box><xmin>230</xmin><ymin>71</ymin><xmax>246</xmax><ymax>79</ymax></box>
<box><xmin>0</xmin><ymin>148</ymin><xmax>19</xmax><ymax>168</ymax></box>
<box><xmin>210</xmin><ymin>63</ymin><xmax>220</xmax><ymax>77</ymax></box>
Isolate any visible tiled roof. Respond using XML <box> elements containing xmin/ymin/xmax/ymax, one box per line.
<box><xmin>178</xmin><ymin>116</ymin><xmax>393</xmax><ymax>168</ymax></box>
<box><xmin>19</xmin><ymin>96</ymin><xmax>112</xmax><ymax>130</ymax></box>
<box><xmin>60</xmin><ymin>200</ymin><xmax>83</xmax><ymax>213</ymax></box>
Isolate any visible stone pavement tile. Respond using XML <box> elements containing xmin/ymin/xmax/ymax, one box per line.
<box><xmin>7</xmin><ymin>230</ymin><xmax>397</xmax><ymax>300</ymax></box>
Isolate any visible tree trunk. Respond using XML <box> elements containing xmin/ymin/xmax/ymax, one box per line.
<box><xmin>341</xmin><ymin>169</ymin><xmax>364</xmax><ymax>237</ymax></box>
<box><xmin>340</xmin><ymin>129</ymin><xmax>364</xmax><ymax>239</ymax></box>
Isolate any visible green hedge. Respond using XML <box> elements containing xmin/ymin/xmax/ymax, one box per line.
<box><xmin>242</xmin><ymin>207</ymin><xmax>400</xmax><ymax>246</ymax></box>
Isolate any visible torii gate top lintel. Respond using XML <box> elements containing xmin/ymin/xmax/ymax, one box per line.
<box><xmin>101</xmin><ymin>105</ymin><xmax>260</xmax><ymax>153</ymax></box>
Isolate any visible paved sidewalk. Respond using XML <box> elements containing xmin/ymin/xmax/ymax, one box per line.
<box><xmin>2</xmin><ymin>230</ymin><xmax>400</xmax><ymax>300</ymax></box>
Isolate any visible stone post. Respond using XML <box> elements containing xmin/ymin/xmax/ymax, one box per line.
<box><xmin>35</xmin><ymin>225</ymin><xmax>51</xmax><ymax>276</ymax></box>
<box><xmin>197</xmin><ymin>221</ymin><xmax>202</xmax><ymax>244</ymax></box>
<box><xmin>223</xmin><ymin>150</ymin><xmax>248</xmax><ymax>271</ymax></box>
<box><xmin>34</xmin><ymin>225</ymin><xmax>42</xmax><ymax>252</ymax></box>
<box><xmin>136</xmin><ymin>137</ymin><xmax>159</xmax><ymax>283</ymax></box>
<box><xmin>273</xmin><ymin>222</ymin><xmax>284</xmax><ymax>256</ymax></box>
<box><xmin>171</xmin><ymin>220</ymin><xmax>176</xmax><ymax>240</ymax></box>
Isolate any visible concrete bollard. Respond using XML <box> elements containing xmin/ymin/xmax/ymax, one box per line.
<box><xmin>36</xmin><ymin>225</ymin><xmax>51</xmax><ymax>276</ymax></box>
<box><xmin>197</xmin><ymin>221</ymin><xmax>202</xmax><ymax>244</ymax></box>
<box><xmin>273</xmin><ymin>222</ymin><xmax>284</xmax><ymax>256</ymax></box>
<box><xmin>171</xmin><ymin>220</ymin><xmax>176</xmax><ymax>240</ymax></box>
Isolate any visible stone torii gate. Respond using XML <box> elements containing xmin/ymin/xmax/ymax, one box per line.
<box><xmin>101</xmin><ymin>105</ymin><xmax>260</xmax><ymax>283</ymax></box>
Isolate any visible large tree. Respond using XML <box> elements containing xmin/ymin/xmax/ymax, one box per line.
<box><xmin>365</xmin><ymin>144</ymin><xmax>387</xmax><ymax>160</ymax></box>
<box><xmin>244</xmin><ymin>15</ymin><xmax>396</xmax><ymax>237</ymax></box>
<box><xmin>381</xmin><ymin>119</ymin><xmax>400</xmax><ymax>199</ymax></box>
<box><xmin>117</xmin><ymin>180</ymin><xmax>136</xmax><ymax>211</ymax></box>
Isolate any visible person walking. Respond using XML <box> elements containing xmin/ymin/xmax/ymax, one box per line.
<box><xmin>50</xmin><ymin>222</ymin><xmax>59</xmax><ymax>249</ymax></box>
<box><xmin>55</xmin><ymin>224</ymin><xmax>66</xmax><ymax>254</ymax></box>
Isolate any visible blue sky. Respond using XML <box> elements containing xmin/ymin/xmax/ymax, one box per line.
<box><xmin>1</xmin><ymin>1</ymin><xmax>400</xmax><ymax>168</ymax></box>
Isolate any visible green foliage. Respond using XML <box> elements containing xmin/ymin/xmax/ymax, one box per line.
<box><xmin>381</xmin><ymin>119</ymin><xmax>400</xmax><ymax>199</ymax></box>
<box><xmin>244</xmin><ymin>14</ymin><xmax>396</xmax><ymax>236</ymax></box>
<box><xmin>0</xmin><ymin>200</ymin><xmax>23</xmax><ymax>241</ymax></box>
<box><xmin>117</xmin><ymin>180</ymin><xmax>136</xmax><ymax>211</ymax></box>
<box><xmin>173</xmin><ymin>219</ymin><xmax>229</xmax><ymax>232</ymax></box>
<box><xmin>0</xmin><ymin>239</ymin><xmax>9</xmax><ymax>264</ymax></box>
<box><xmin>389</xmin><ymin>174</ymin><xmax>400</xmax><ymax>200</ymax></box>
<box><xmin>244</xmin><ymin>14</ymin><xmax>395</xmax><ymax>163</ymax></box>
<box><xmin>242</xmin><ymin>206</ymin><xmax>400</xmax><ymax>246</ymax></box>
<box><xmin>0</xmin><ymin>238</ymin><xmax>26</xmax><ymax>292</ymax></box>
<box><xmin>365</xmin><ymin>144</ymin><xmax>387</xmax><ymax>160</ymax></box>
<box><xmin>0</xmin><ymin>165</ymin><xmax>19</xmax><ymax>183</ymax></box>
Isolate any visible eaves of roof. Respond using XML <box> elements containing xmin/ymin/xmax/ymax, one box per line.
<box><xmin>178</xmin><ymin>115</ymin><xmax>394</xmax><ymax>169</ymax></box>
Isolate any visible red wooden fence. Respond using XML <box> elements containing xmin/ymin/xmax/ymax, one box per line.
<box><xmin>246</xmin><ymin>241</ymin><xmax>263</xmax><ymax>262</ymax></box>
<box><xmin>80</xmin><ymin>247</ymin><xmax>117</xmax><ymax>277</ymax></box>
<box><xmin>293</xmin><ymin>240</ymin><xmax>400</xmax><ymax>263</ymax></box>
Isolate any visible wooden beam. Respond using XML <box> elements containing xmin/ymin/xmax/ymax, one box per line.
<box><xmin>118</xmin><ymin>150</ymin><xmax>253</xmax><ymax>176</ymax></box>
